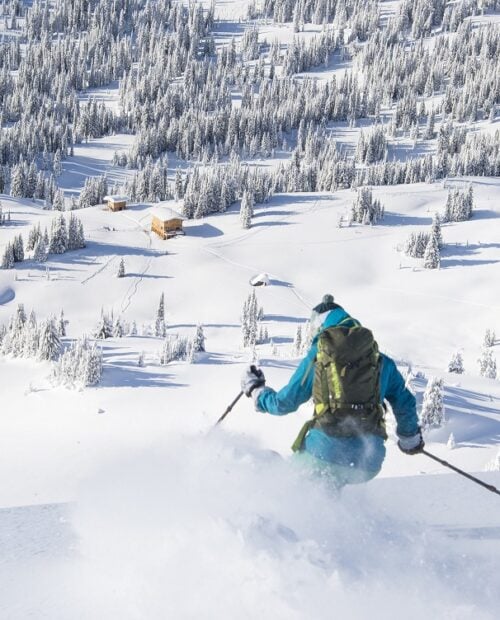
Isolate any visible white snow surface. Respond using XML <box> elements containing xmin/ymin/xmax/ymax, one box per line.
<box><xmin>1</xmin><ymin>2</ymin><xmax>500</xmax><ymax>617</ymax></box>
<box><xmin>1</xmin><ymin>179</ymin><xmax>500</xmax><ymax>619</ymax></box>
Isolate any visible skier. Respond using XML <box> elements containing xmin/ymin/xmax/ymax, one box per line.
<box><xmin>241</xmin><ymin>294</ymin><xmax>423</xmax><ymax>488</ymax></box>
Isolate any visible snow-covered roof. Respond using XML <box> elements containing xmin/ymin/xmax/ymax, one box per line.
<box><xmin>150</xmin><ymin>205</ymin><xmax>185</xmax><ymax>222</ymax></box>
<box><xmin>104</xmin><ymin>195</ymin><xmax>129</xmax><ymax>202</ymax></box>
<box><xmin>249</xmin><ymin>273</ymin><xmax>270</xmax><ymax>286</ymax></box>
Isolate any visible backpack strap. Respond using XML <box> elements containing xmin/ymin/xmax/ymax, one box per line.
<box><xmin>291</xmin><ymin>419</ymin><xmax>316</xmax><ymax>453</ymax></box>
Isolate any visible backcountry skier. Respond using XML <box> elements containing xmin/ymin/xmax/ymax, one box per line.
<box><xmin>241</xmin><ymin>294</ymin><xmax>423</xmax><ymax>488</ymax></box>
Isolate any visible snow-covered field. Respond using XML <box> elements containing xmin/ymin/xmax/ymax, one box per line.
<box><xmin>1</xmin><ymin>0</ymin><xmax>500</xmax><ymax>618</ymax></box>
<box><xmin>1</xmin><ymin>180</ymin><xmax>500</xmax><ymax>618</ymax></box>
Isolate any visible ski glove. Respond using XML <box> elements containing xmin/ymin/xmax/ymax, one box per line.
<box><xmin>398</xmin><ymin>430</ymin><xmax>425</xmax><ymax>455</ymax></box>
<box><xmin>241</xmin><ymin>365</ymin><xmax>266</xmax><ymax>397</ymax></box>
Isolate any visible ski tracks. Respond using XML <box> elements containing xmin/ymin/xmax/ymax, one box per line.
<box><xmin>202</xmin><ymin>199</ymin><xmax>322</xmax><ymax>312</ymax></box>
<box><xmin>80</xmin><ymin>254</ymin><xmax>117</xmax><ymax>285</ymax></box>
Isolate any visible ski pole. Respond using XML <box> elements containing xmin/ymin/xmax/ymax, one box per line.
<box><xmin>421</xmin><ymin>449</ymin><xmax>500</xmax><ymax>497</ymax></box>
<box><xmin>214</xmin><ymin>391</ymin><xmax>244</xmax><ymax>427</ymax></box>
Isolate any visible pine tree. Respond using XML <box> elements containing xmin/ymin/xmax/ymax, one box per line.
<box><xmin>193</xmin><ymin>324</ymin><xmax>206</xmax><ymax>353</ymax></box>
<box><xmin>113</xmin><ymin>317</ymin><xmax>123</xmax><ymax>338</ymax></box>
<box><xmin>420</xmin><ymin>377</ymin><xmax>445</xmax><ymax>432</ymax></box>
<box><xmin>13</xmin><ymin>235</ymin><xmax>24</xmax><ymax>262</ymax></box>
<box><xmin>478</xmin><ymin>348</ymin><xmax>497</xmax><ymax>379</ymax></box>
<box><xmin>49</xmin><ymin>214</ymin><xmax>67</xmax><ymax>254</ymax></box>
<box><xmin>423</xmin><ymin>234</ymin><xmax>440</xmax><ymax>269</ymax></box>
<box><xmin>448</xmin><ymin>351</ymin><xmax>464</xmax><ymax>374</ymax></box>
<box><xmin>38</xmin><ymin>318</ymin><xmax>62</xmax><ymax>361</ymax></box>
<box><xmin>58</xmin><ymin>310</ymin><xmax>66</xmax><ymax>337</ymax></box>
<box><xmin>95</xmin><ymin>310</ymin><xmax>113</xmax><ymax>339</ymax></box>
<box><xmin>483</xmin><ymin>329</ymin><xmax>496</xmax><ymax>348</ymax></box>
<box><xmin>117</xmin><ymin>257</ymin><xmax>125</xmax><ymax>278</ymax></box>
<box><xmin>447</xmin><ymin>433</ymin><xmax>456</xmax><ymax>450</ymax></box>
<box><xmin>240</xmin><ymin>190</ymin><xmax>253</xmax><ymax>229</ymax></box>
<box><xmin>34</xmin><ymin>236</ymin><xmax>48</xmax><ymax>262</ymax></box>
<box><xmin>1</xmin><ymin>242</ymin><xmax>15</xmax><ymax>269</ymax></box>
<box><xmin>53</xmin><ymin>190</ymin><xmax>64</xmax><ymax>211</ymax></box>
<box><xmin>431</xmin><ymin>214</ymin><xmax>443</xmax><ymax>249</ymax></box>
<box><xmin>155</xmin><ymin>293</ymin><xmax>166</xmax><ymax>337</ymax></box>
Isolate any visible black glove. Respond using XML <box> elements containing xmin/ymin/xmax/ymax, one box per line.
<box><xmin>398</xmin><ymin>430</ymin><xmax>425</xmax><ymax>455</ymax></box>
<box><xmin>241</xmin><ymin>365</ymin><xmax>266</xmax><ymax>397</ymax></box>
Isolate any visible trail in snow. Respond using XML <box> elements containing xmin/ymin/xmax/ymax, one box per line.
<box><xmin>80</xmin><ymin>254</ymin><xmax>117</xmax><ymax>285</ymax></box>
<box><xmin>118</xmin><ymin>211</ymin><xmax>156</xmax><ymax>315</ymax></box>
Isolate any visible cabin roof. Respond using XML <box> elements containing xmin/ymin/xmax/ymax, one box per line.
<box><xmin>104</xmin><ymin>194</ymin><xmax>129</xmax><ymax>202</ymax></box>
<box><xmin>150</xmin><ymin>205</ymin><xmax>185</xmax><ymax>222</ymax></box>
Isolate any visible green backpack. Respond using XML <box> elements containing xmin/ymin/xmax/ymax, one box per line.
<box><xmin>291</xmin><ymin>321</ymin><xmax>387</xmax><ymax>452</ymax></box>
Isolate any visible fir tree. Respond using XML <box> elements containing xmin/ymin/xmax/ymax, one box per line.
<box><xmin>193</xmin><ymin>324</ymin><xmax>206</xmax><ymax>353</ymax></box>
<box><xmin>1</xmin><ymin>242</ymin><xmax>15</xmax><ymax>269</ymax></box>
<box><xmin>483</xmin><ymin>329</ymin><xmax>496</xmax><ymax>348</ymax></box>
<box><xmin>478</xmin><ymin>348</ymin><xmax>497</xmax><ymax>379</ymax></box>
<box><xmin>117</xmin><ymin>258</ymin><xmax>125</xmax><ymax>278</ymax></box>
<box><xmin>420</xmin><ymin>377</ymin><xmax>445</xmax><ymax>432</ymax></box>
<box><xmin>155</xmin><ymin>293</ymin><xmax>166</xmax><ymax>337</ymax></box>
<box><xmin>58</xmin><ymin>310</ymin><xmax>66</xmax><ymax>337</ymax></box>
<box><xmin>38</xmin><ymin>318</ymin><xmax>62</xmax><ymax>361</ymax></box>
<box><xmin>423</xmin><ymin>234</ymin><xmax>440</xmax><ymax>269</ymax></box>
<box><xmin>448</xmin><ymin>351</ymin><xmax>464</xmax><ymax>374</ymax></box>
<box><xmin>95</xmin><ymin>310</ymin><xmax>113</xmax><ymax>339</ymax></box>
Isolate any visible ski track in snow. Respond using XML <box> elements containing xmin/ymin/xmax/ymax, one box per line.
<box><xmin>118</xmin><ymin>212</ymin><xmax>155</xmax><ymax>315</ymax></box>
<box><xmin>80</xmin><ymin>254</ymin><xmax>117</xmax><ymax>285</ymax></box>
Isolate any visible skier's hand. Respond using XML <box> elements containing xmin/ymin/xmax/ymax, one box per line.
<box><xmin>398</xmin><ymin>430</ymin><xmax>425</xmax><ymax>455</ymax></box>
<box><xmin>241</xmin><ymin>365</ymin><xmax>266</xmax><ymax>397</ymax></box>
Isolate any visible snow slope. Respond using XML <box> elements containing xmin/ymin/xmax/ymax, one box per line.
<box><xmin>1</xmin><ymin>0</ymin><xmax>500</xmax><ymax>617</ymax></box>
<box><xmin>1</xmin><ymin>180</ymin><xmax>499</xmax><ymax>618</ymax></box>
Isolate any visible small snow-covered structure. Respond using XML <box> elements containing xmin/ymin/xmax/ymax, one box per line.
<box><xmin>104</xmin><ymin>195</ymin><xmax>128</xmax><ymax>212</ymax></box>
<box><xmin>249</xmin><ymin>273</ymin><xmax>270</xmax><ymax>287</ymax></box>
<box><xmin>151</xmin><ymin>205</ymin><xmax>185</xmax><ymax>239</ymax></box>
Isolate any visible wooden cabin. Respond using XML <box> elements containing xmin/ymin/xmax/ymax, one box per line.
<box><xmin>104</xmin><ymin>195</ymin><xmax>128</xmax><ymax>212</ymax></box>
<box><xmin>151</xmin><ymin>205</ymin><xmax>185</xmax><ymax>239</ymax></box>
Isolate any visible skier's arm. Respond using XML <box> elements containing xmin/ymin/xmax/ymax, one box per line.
<box><xmin>382</xmin><ymin>356</ymin><xmax>420</xmax><ymax>437</ymax></box>
<box><xmin>254</xmin><ymin>346</ymin><xmax>317</xmax><ymax>415</ymax></box>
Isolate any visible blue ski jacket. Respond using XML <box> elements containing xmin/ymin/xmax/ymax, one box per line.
<box><xmin>255</xmin><ymin>306</ymin><xmax>419</xmax><ymax>477</ymax></box>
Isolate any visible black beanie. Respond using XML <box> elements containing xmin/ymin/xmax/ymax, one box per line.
<box><xmin>312</xmin><ymin>294</ymin><xmax>336</xmax><ymax>314</ymax></box>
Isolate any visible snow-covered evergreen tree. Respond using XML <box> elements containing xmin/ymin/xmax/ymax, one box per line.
<box><xmin>448</xmin><ymin>351</ymin><xmax>464</xmax><ymax>374</ymax></box>
<box><xmin>240</xmin><ymin>190</ymin><xmax>254</xmax><ymax>229</ymax></box>
<box><xmin>58</xmin><ymin>310</ymin><xmax>67</xmax><ymax>337</ymax></box>
<box><xmin>193</xmin><ymin>324</ymin><xmax>206</xmax><ymax>353</ymax></box>
<box><xmin>38</xmin><ymin>318</ymin><xmax>62</xmax><ymax>361</ymax></box>
<box><xmin>420</xmin><ymin>377</ymin><xmax>445</xmax><ymax>432</ymax></box>
<box><xmin>117</xmin><ymin>258</ymin><xmax>125</xmax><ymax>278</ymax></box>
<box><xmin>1</xmin><ymin>242</ymin><xmax>15</xmax><ymax>269</ymax></box>
<box><xmin>483</xmin><ymin>329</ymin><xmax>496</xmax><ymax>348</ymax></box>
<box><xmin>94</xmin><ymin>310</ymin><xmax>113</xmax><ymax>339</ymax></box>
<box><xmin>155</xmin><ymin>293</ymin><xmax>167</xmax><ymax>337</ymax></box>
<box><xmin>478</xmin><ymin>348</ymin><xmax>497</xmax><ymax>379</ymax></box>
<box><xmin>423</xmin><ymin>234</ymin><xmax>440</xmax><ymax>269</ymax></box>
<box><xmin>112</xmin><ymin>317</ymin><xmax>123</xmax><ymax>338</ymax></box>
<box><xmin>49</xmin><ymin>214</ymin><xmax>67</xmax><ymax>255</ymax></box>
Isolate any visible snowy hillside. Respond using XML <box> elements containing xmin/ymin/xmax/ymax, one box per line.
<box><xmin>0</xmin><ymin>0</ymin><xmax>499</xmax><ymax>618</ymax></box>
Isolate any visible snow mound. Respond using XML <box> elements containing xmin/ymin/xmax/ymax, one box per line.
<box><xmin>0</xmin><ymin>286</ymin><xmax>14</xmax><ymax>306</ymax></box>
